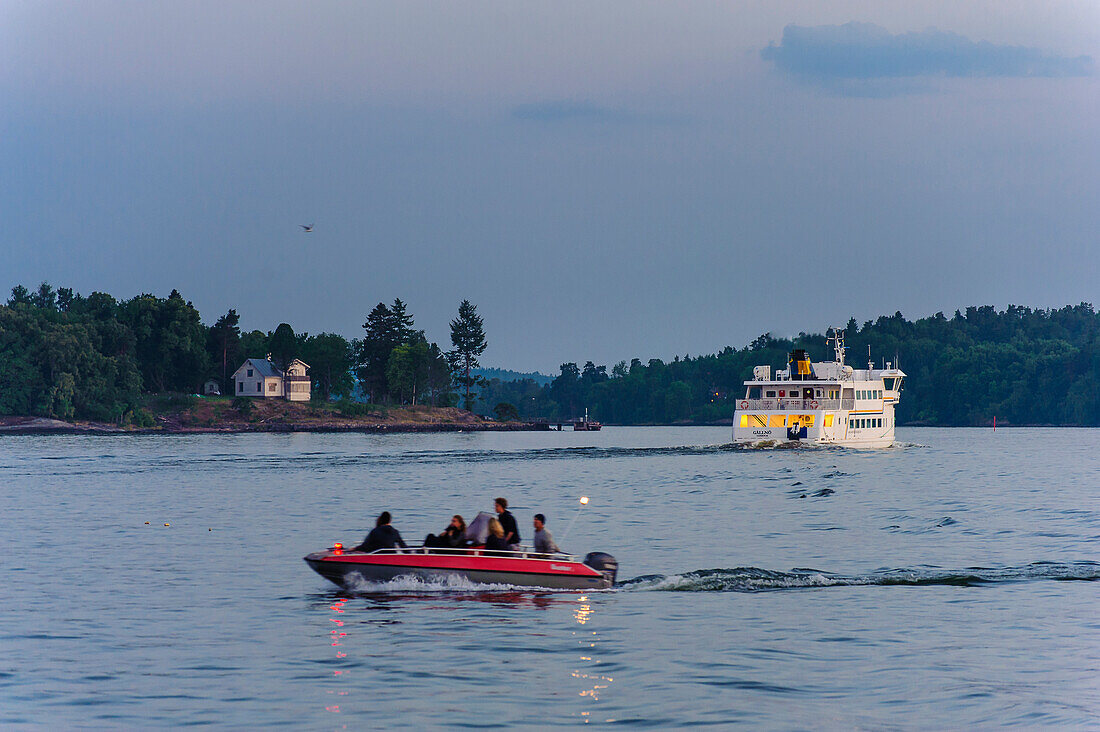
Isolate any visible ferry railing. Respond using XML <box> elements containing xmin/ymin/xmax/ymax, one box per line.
<box><xmin>348</xmin><ymin>545</ymin><xmax>580</xmax><ymax>562</ymax></box>
<box><xmin>735</xmin><ymin>398</ymin><xmax>842</xmax><ymax>411</ymax></box>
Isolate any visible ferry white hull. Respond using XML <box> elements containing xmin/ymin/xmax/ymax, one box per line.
<box><xmin>732</xmin><ymin>411</ymin><xmax>896</xmax><ymax>448</ymax></box>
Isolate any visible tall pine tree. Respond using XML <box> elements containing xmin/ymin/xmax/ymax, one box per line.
<box><xmin>448</xmin><ymin>300</ymin><xmax>487</xmax><ymax>412</ymax></box>
<box><xmin>207</xmin><ymin>309</ymin><xmax>241</xmax><ymax>392</ymax></box>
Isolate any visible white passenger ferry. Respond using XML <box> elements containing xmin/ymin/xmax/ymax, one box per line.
<box><xmin>732</xmin><ymin>330</ymin><xmax>905</xmax><ymax>448</ymax></box>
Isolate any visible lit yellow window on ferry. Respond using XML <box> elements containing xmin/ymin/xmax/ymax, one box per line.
<box><xmin>824</xmin><ymin>414</ymin><xmax>834</xmax><ymax>427</ymax></box>
<box><xmin>739</xmin><ymin>415</ymin><xmax>748</xmax><ymax>427</ymax></box>
<box><xmin>768</xmin><ymin>414</ymin><xmax>786</xmax><ymax>428</ymax></box>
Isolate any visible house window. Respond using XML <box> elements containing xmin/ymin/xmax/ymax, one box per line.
<box><xmin>257</xmin><ymin>382</ymin><xmax>262</xmax><ymax>392</ymax></box>
<box><xmin>269</xmin><ymin>382</ymin><xmax>277</xmax><ymax>392</ymax></box>
<box><xmin>247</xmin><ymin>369</ymin><xmax>253</xmax><ymax>377</ymax></box>
<box><xmin>238</xmin><ymin>382</ymin><xmax>243</xmax><ymax>393</ymax></box>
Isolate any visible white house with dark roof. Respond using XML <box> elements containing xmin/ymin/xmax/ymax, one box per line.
<box><xmin>232</xmin><ymin>357</ymin><xmax>311</xmax><ymax>401</ymax></box>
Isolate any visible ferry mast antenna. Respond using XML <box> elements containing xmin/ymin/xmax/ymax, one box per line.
<box><xmin>828</xmin><ymin>327</ymin><xmax>847</xmax><ymax>366</ymax></box>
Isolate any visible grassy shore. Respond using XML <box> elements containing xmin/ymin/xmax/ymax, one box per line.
<box><xmin>0</xmin><ymin>395</ymin><xmax>537</xmax><ymax>434</ymax></box>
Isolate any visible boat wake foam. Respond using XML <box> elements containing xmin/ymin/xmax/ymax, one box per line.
<box><xmin>619</xmin><ymin>561</ymin><xmax>1100</xmax><ymax>592</ymax></box>
<box><xmin>343</xmin><ymin>572</ymin><xmax>523</xmax><ymax>594</ymax></box>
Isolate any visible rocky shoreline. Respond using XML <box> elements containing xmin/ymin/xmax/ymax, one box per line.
<box><xmin>0</xmin><ymin>414</ymin><xmax>545</xmax><ymax>435</ymax></box>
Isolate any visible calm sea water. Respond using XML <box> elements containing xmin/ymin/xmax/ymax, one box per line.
<box><xmin>1</xmin><ymin>427</ymin><xmax>1098</xmax><ymax>728</ymax></box>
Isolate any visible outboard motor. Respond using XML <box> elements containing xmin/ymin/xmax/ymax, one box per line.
<box><xmin>583</xmin><ymin>552</ymin><xmax>618</xmax><ymax>586</ymax></box>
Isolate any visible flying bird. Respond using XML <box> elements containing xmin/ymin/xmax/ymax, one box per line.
<box><xmin>300</xmin><ymin>224</ymin><xmax>314</xmax><ymax>232</ymax></box>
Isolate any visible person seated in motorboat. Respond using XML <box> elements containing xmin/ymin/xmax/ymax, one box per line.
<box><xmin>494</xmin><ymin>497</ymin><xmax>521</xmax><ymax>550</ymax></box>
<box><xmin>351</xmin><ymin>511</ymin><xmax>407</xmax><ymax>553</ymax></box>
<box><xmin>484</xmin><ymin>518</ymin><xmax>512</xmax><ymax>555</ymax></box>
<box><xmin>532</xmin><ymin>513</ymin><xmax>560</xmax><ymax>556</ymax></box>
<box><xmin>424</xmin><ymin>514</ymin><xmax>467</xmax><ymax>550</ymax></box>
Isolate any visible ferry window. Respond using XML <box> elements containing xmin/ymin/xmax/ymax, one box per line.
<box><xmin>824</xmin><ymin>414</ymin><xmax>834</xmax><ymax>427</ymax></box>
<box><xmin>749</xmin><ymin>387</ymin><xmax>762</xmax><ymax>399</ymax></box>
<box><xmin>739</xmin><ymin>415</ymin><xmax>748</xmax><ymax>427</ymax></box>
<box><xmin>765</xmin><ymin>390</ymin><xmax>776</xmax><ymax>398</ymax></box>
<box><xmin>884</xmin><ymin>378</ymin><xmax>895</xmax><ymax>391</ymax></box>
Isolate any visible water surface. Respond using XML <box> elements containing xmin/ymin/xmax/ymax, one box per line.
<box><xmin>1</xmin><ymin>427</ymin><xmax>1098</xmax><ymax>727</ymax></box>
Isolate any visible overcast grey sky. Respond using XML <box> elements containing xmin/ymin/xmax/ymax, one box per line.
<box><xmin>3</xmin><ymin>1</ymin><xmax>1097</xmax><ymax>372</ymax></box>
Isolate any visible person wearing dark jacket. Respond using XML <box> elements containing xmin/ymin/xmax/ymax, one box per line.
<box><xmin>352</xmin><ymin>511</ymin><xmax>407</xmax><ymax>553</ymax></box>
<box><xmin>484</xmin><ymin>518</ymin><xmax>511</xmax><ymax>555</ymax></box>
<box><xmin>424</xmin><ymin>515</ymin><xmax>467</xmax><ymax>549</ymax></box>
<box><xmin>494</xmin><ymin>497</ymin><xmax>521</xmax><ymax>548</ymax></box>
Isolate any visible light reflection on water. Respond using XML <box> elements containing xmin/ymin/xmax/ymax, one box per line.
<box><xmin>1</xmin><ymin>427</ymin><xmax>1099</xmax><ymax>727</ymax></box>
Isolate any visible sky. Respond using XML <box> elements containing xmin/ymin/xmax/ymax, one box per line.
<box><xmin>2</xmin><ymin>1</ymin><xmax>1098</xmax><ymax>373</ymax></box>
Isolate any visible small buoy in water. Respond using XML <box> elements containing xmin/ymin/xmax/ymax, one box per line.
<box><xmin>164</xmin><ymin>523</ymin><xmax>170</xmax><ymax>527</ymax></box>
<box><xmin>144</xmin><ymin>521</ymin><xmax>150</xmax><ymax>525</ymax></box>
<box><xmin>208</xmin><ymin>528</ymin><xmax>212</xmax><ymax>531</ymax></box>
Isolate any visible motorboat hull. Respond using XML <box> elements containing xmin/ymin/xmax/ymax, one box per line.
<box><xmin>305</xmin><ymin>549</ymin><xmax>615</xmax><ymax>590</ymax></box>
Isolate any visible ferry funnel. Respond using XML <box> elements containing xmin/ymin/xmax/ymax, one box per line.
<box><xmin>789</xmin><ymin>349</ymin><xmax>813</xmax><ymax>379</ymax></box>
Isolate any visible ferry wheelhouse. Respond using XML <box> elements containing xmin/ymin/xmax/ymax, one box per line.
<box><xmin>732</xmin><ymin>330</ymin><xmax>905</xmax><ymax>448</ymax></box>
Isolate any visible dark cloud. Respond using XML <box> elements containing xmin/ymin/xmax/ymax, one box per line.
<box><xmin>762</xmin><ymin>22</ymin><xmax>1094</xmax><ymax>83</ymax></box>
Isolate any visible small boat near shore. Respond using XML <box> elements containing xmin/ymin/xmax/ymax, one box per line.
<box><xmin>305</xmin><ymin>545</ymin><xmax>619</xmax><ymax>590</ymax></box>
<box><xmin>572</xmin><ymin>408</ymin><xmax>602</xmax><ymax>431</ymax></box>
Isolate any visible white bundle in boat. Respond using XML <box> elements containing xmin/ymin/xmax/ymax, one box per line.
<box><xmin>463</xmin><ymin>511</ymin><xmax>495</xmax><ymax>545</ymax></box>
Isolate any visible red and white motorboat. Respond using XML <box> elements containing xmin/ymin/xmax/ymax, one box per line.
<box><xmin>304</xmin><ymin>545</ymin><xmax>619</xmax><ymax>590</ymax></box>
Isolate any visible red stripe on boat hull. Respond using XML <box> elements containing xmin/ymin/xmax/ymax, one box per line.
<box><xmin>304</xmin><ymin>551</ymin><xmax>612</xmax><ymax>590</ymax></box>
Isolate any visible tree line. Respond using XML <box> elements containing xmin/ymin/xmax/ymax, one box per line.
<box><xmin>5</xmin><ymin>282</ymin><xmax>1099</xmax><ymax>427</ymax></box>
<box><xmin>477</xmin><ymin>304</ymin><xmax>1100</xmax><ymax>427</ymax></box>
<box><xmin>0</xmin><ymin>283</ymin><xmax>487</xmax><ymax>421</ymax></box>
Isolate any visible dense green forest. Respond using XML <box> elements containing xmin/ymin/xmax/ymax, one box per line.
<box><xmin>0</xmin><ymin>283</ymin><xmax>483</xmax><ymax>422</ymax></box>
<box><xmin>477</xmin><ymin>305</ymin><xmax>1100</xmax><ymax>427</ymax></box>
<box><xmin>3</xmin><ymin>281</ymin><xmax>1098</xmax><ymax>426</ymax></box>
